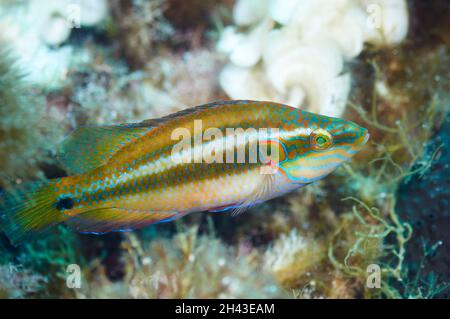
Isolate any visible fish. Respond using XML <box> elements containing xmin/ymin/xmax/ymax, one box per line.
<box><xmin>0</xmin><ymin>100</ymin><xmax>369</xmax><ymax>244</ymax></box>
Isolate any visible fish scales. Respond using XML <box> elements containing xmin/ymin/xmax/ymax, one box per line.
<box><xmin>70</xmin><ymin>102</ymin><xmax>278</xmax><ymax>213</ymax></box>
<box><xmin>0</xmin><ymin>100</ymin><xmax>369</xmax><ymax>243</ymax></box>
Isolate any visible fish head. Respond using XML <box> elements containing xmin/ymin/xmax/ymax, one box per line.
<box><xmin>277</xmin><ymin>112</ymin><xmax>369</xmax><ymax>184</ymax></box>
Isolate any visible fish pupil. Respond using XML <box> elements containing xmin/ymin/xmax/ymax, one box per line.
<box><xmin>55</xmin><ymin>197</ymin><xmax>74</xmax><ymax>211</ymax></box>
<box><xmin>316</xmin><ymin>136</ymin><xmax>326</xmax><ymax>145</ymax></box>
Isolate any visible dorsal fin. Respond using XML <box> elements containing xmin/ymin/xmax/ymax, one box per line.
<box><xmin>129</xmin><ymin>100</ymin><xmax>252</xmax><ymax>127</ymax></box>
<box><xmin>58</xmin><ymin>124</ymin><xmax>152</xmax><ymax>175</ymax></box>
<box><xmin>59</xmin><ymin>101</ymin><xmax>248</xmax><ymax>175</ymax></box>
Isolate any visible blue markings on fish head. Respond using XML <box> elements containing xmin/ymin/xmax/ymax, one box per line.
<box><xmin>278</xmin><ymin>113</ymin><xmax>369</xmax><ymax>184</ymax></box>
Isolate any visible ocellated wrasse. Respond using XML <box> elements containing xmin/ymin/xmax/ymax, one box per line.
<box><xmin>0</xmin><ymin>100</ymin><xmax>369</xmax><ymax>244</ymax></box>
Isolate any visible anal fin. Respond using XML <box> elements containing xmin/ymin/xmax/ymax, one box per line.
<box><xmin>66</xmin><ymin>208</ymin><xmax>185</xmax><ymax>234</ymax></box>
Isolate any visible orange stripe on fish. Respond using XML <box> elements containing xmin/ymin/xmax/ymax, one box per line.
<box><xmin>0</xmin><ymin>100</ymin><xmax>369</xmax><ymax>244</ymax></box>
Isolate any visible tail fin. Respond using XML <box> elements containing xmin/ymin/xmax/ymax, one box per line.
<box><xmin>0</xmin><ymin>180</ymin><xmax>67</xmax><ymax>245</ymax></box>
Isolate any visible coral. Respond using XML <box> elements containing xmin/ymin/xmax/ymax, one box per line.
<box><xmin>325</xmin><ymin>14</ymin><xmax>449</xmax><ymax>295</ymax></box>
<box><xmin>0</xmin><ymin>48</ymin><xmax>58</xmax><ymax>187</ymax></box>
<box><xmin>0</xmin><ymin>225</ymin><xmax>86</xmax><ymax>298</ymax></box>
<box><xmin>164</xmin><ymin>0</ymin><xmax>223</xmax><ymax>32</ymax></box>
<box><xmin>325</xmin><ymin>9</ymin><xmax>449</xmax><ymax>294</ymax></box>
<box><xmin>328</xmin><ymin>197</ymin><xmax>410</xmax><ymax>294</ymax></box>
<box><xmin>110</xmin><ymin>0</ymin><xmax>173</xmax><ymax>69</ymax></box>
<box><xmin>217</xmin><ymin>0</ymin><xmax>409</xmax><ymax>117</ymax></box>
<box><xmin>342</xmin><ymin>34</ymin><xmax>449</xmax><ymax>205</ymax></box>
<box><xmin>390</xmin><ymin>241</ymin><xmax>450</xmax><ymax>299</ymax></box>
<box><xmin>123</xmin><ymin>227</ymin><xmax>284</xmax><ymax>298</ymax></box>
<box><xmin>264</xmin><ymin>229</ymin><xmax>324</xmax><ymax>288</ymax></box>
<box><xmin>0</xmin><ymin>0</ymin><xmax>109</xmax><ymax>88</ymax></box>
<box><xmin>396</xmin><ymin>116</ymin><xmax>450</xmax><ymax>298</ymax></box>
<box><xmin>145</xmin><ymin>49</ymin><xmax>222</xmax><ymax>108</ymax></box>
<box><xmin>50</xmin><ymin>47</ymin><xmax>222</xmax><ymax>132</ymax></box>
<box><xmin>44</xmin><ymin>57</ymin><xmax>174</xmax><ymax>130</ymax></box>
<box><xmin>81</xmin><ymin>227</ymin><xmax>285</xmax><ymax>298</ymax></box>
<box><xmin>33</xmin><ymin>0</ymin><xmax>109</xmax><ymax>46</ymax></box>
<box><xmin>0</xmin><ymin>264</ymin><xmax>46</xmax><ymax>298</ymax></box>
<box><xmin>17</xmin><ymin>227</ymin><xmax>82</xmax><ymax>273</ymax></box>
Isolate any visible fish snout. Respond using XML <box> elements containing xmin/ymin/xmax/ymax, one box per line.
<box><xmin>340</xmin><ymin>123</ymin><xmax>369</xmax><ymax>154</ymax></box>
<box><xmin>351</xmin><ymin>126</ymin><xmax>370</xmax><ymax>153</ymax></box>
<box><xmin>360</xmin><ymin>127</ymin><xmax>370</xmax><ymax>146</ymax></box>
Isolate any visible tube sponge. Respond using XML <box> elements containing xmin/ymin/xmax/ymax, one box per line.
<box><xmin>217</xmin><ymin>0</ymin><xmax>409</xmax><ymax>117</ymax></box>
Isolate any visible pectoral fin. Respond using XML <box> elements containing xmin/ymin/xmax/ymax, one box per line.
<box><xmin>208</xmin><ymin>172</ymin><xmax>278</xmax><ymax>217</ymax></box>
<box><xmin>231</xmin><ymin>172</ymin><xmax>277</xmax><ymax>216</ymax></box>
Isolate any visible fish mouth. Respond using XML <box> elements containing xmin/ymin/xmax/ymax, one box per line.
<box><xmin>362</xmin><ymin>131</ymin><xmax>370</xmax><ymax>145</ymax></box>
<box><xmin>357</xmin><ymin>127</ymin><xmax>370</xmax><ymax>146</ymax></box>
<box><xmin>351</xmin><ymin>128</ymin><xmax>369</xmax><ymax>152</ymax></box>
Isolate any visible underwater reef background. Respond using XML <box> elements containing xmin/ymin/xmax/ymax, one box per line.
<box><xmin>0</xmin><ymin>0</ymin><xmax>449</xmax><ymax>299</ymax></box>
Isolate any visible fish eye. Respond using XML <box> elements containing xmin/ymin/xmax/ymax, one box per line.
<box><xmin>310</xmin><ymin>129</ymin><xmax>332</xmax><ymax>150</ymax></box>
